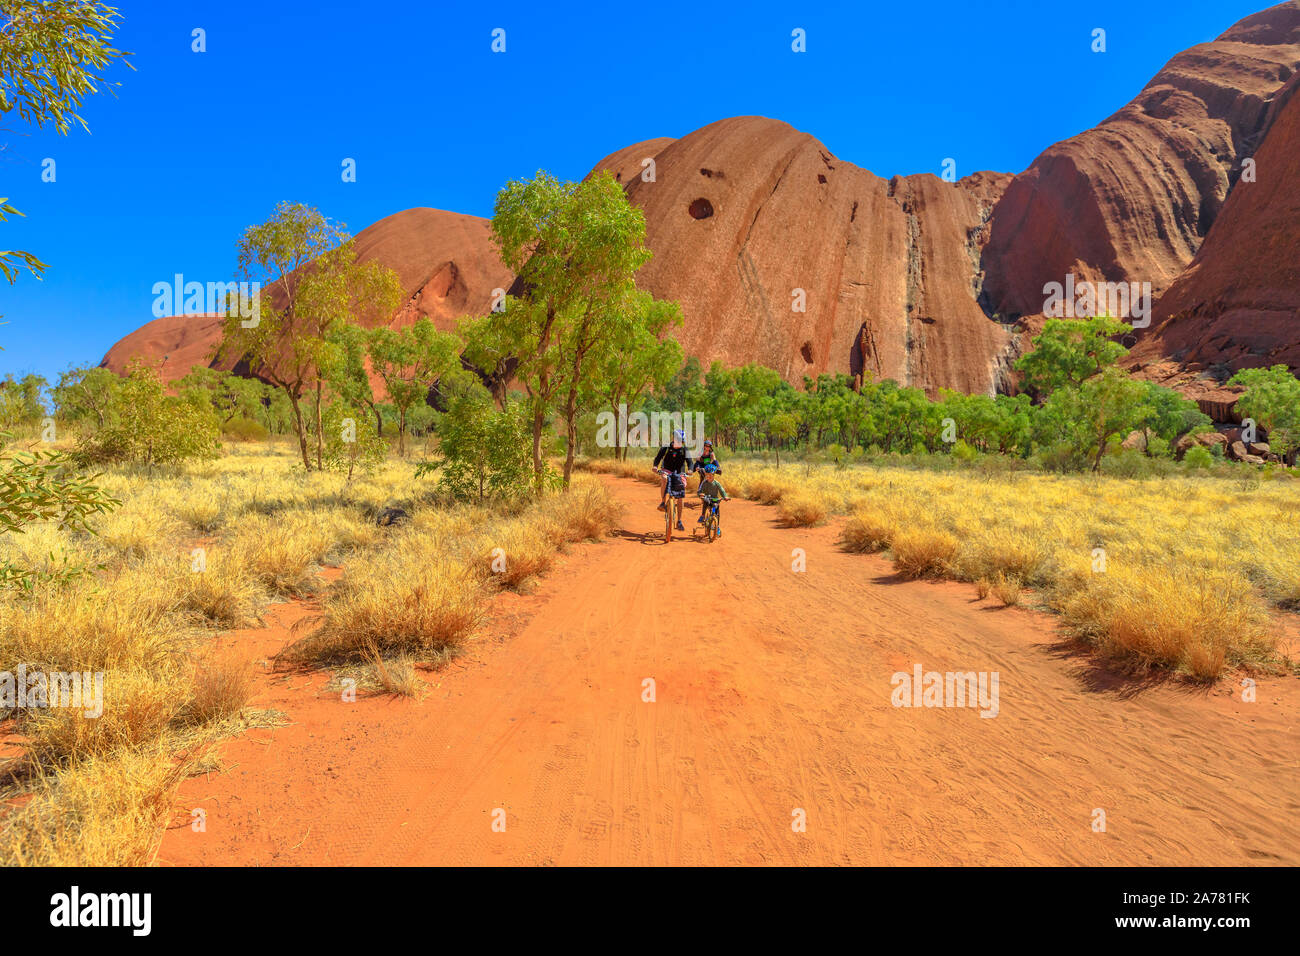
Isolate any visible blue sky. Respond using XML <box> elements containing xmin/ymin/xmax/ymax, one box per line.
<box><xmin>0</xmin><ymin>0</ymin><xmax>1269</xmax><ymax>383</ymax></box>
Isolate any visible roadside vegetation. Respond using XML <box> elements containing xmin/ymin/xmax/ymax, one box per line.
<box><xmin>0</xmin><ymin>439</ymin><xmax>620</xmax><ymax>865</ymax></box>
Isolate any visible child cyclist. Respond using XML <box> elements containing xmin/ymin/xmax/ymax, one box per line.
<box><xmin>696</xmin><ymin>464</ymin><xmax>730</xmax><ymax>537</ymax></box>
<box><xmin>693</xmin><ymin>438</ymin><xmax>722</xmax><ymax>525</ymax></box>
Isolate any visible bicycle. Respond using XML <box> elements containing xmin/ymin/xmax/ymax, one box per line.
<box><xmin>657</xmin><ymin>468</ymin><xmax>687</xmax><ymax>542</ymax></box>
<box><xmin>696</xmin><ymin>493</ymin><xmax>722</xmax><ymax>543</ymax></box>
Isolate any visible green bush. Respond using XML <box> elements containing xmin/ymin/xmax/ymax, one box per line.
<box><xmin>222</xmin><ymin>417</ymin><xmax>269</xmax><ymax>442</ymax></box>
<box><xmin>951</xmin><ymin>439</ymin><xmax>979</xmax><ymax>462</ymax></box>
<box><xmin>419</xmin><ymin>389</ymin><xmax>537</xmax><ymax>502</ymax></box>
<box><xmin>76</xmin><ymin>362</ymin><xmax>220</xmax><ymax>468</ymax></box>
<box><xmin>320</xmin><ymin>403</ymin><xmax>387</xmax><ymax>479</ymax></box>
<box><xmin>1184</xmin><ymin>445</ymin><xmax>1214</xmax><ymax>469</ymax></box>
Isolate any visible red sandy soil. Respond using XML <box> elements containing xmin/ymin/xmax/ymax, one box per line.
<box><xmin>159</xmin><ymin>476</ymin><xmax>1300</xmax><ymax>866</ymax></box>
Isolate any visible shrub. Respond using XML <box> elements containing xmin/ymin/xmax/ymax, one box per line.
<box><xmin>222</xmin><ymin>416</ymin><xmax>269</xmax><ymax>442</ymax></box>
<box><xmin>76</xmin><ymin>362</ymin><xmax>220</xmax><ymax>467</ymax></box>
<box><xmin>0</xmin><ymin>431</ymin><xmax>119</xmax><ymax>592</ymax></box>
<box><xmin>1184</xmin><ymin>445</ymin><xmax>1214</xmax><ymax>469</ymax></box>
<box><xmin>744</xmin><ymin>475</ymin><xmax>792</xmax><ymax>505</ymax></box>
<box><xmin>422</xmin><ymin>391</ymin><xmax>535</xmax><ymax>502</ymax></box>
<box><xmin>180</xmin><ymin>654</ymin><xmax>253</xmax><ymax>724</ymax></box>
<box><xmin>991</xmin><ymin>574</ymin><xmax>1022</xmax><ymax>607</ymax></box>
<box><xmin>951</xmin><ymin>439</ymin><xmax>979</xmax><ymax>462</ymax></box>
<box><xmin>287</xmin><ymin>550</ymin><xmax>488</xmax><ymax>664</ymax></box>
<box><xmin>319</xmin><ymin>402</ymin><xmax>387</xmax><ymax>479</ymax></box>
<box><xmin>777</xmin><ymin>491</ymin><xmax>827</xmax><ymax>527</ymax></box>
<box><xmin>1056</xmin><ymin>569</ymin><xmax>1273</xmax><ymax>679</ymax></box>
<box><xmin>841</xmin><ymin>510</ymin><xmax>896</xmax><ymax>553</ymax></box>
<box><xmin>891</xmin><ymin>527</ymin><xmax>960</xmax><ymax>579</ymax></box>
<box><xmin>544</xmin><ymin>481</ymin><xmax>622</xmax><ymax>542</ymax></box>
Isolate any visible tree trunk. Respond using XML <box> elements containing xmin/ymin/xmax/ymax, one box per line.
<box><xmin>532</xmin><ymin>403</ymin><xmax>545</xmax><ymax>495</ymax></box>
<box><xmin>287</xmin><ymin>390</ymin><xmax>311</xmax><ymax>470</ymax></box>
<box><xmin>611</xmin><ymin>402</ymin><xmax>622</xmax><ymax>463</ymax></box>
<box><xmin>313</xmin><ymin>380</ymin><xmax>324</xmax><ymax>471</ymax></box>
<box><xmin>561</xmin><ymin>385</ymin><xmax>579</xmax><ymax>491</ymax></box>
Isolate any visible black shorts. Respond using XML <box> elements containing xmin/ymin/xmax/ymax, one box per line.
<box><xmin>665</xmin><ymin>474</ymin><xmax>686</xmax><ymax>497</ymax></box>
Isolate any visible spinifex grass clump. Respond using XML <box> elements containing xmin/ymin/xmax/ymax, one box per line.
<box><xmin>285</xmin><ymin>474</ymin><xmax>621</xmax><ymax>665</ymax></box>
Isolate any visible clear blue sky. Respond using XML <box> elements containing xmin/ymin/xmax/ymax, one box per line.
<box><xmin>0</xmin><ymin>0</ymin><xmax>1269</xmax><ymax>384</ymax></box>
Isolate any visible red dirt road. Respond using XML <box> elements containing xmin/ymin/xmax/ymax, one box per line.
<box><xmin>160</xmin><ymin>476</ymin><xmax>1300</xmax><ymax>866</ymax></box>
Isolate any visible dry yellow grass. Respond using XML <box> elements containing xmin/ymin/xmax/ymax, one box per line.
<box><xmin>777</xmin><ymin>491</ymin><xmax>828</xmax><ymax>527</ymax></box>
<box><xmin>0</xmin><ymin>745</ymin><xmax>193</xmax><ymax>866</ymax></box>
<box><xmin>287</xmin><ymin>473</ymin><xmax>620</xmax><ymax>664</ymax></box>
<box><xmin>361</xmin><ymin>644</ymin><xmax>423</xmax><ymax>698</ymax></box>
<box><xmin>991</xmin><ymin>574</ymin><xmax>1023</xmax><ymax>607</ymax></box>
<box><xmin>891</xmin><ymin>527</ymin><xmax>961</xmax><ymax>579</ymax></box>
<box><xmin>181</xmin><ymin>654</ymin><xmax>254</xmax><ymax>724</ymax></box>
<box><xmin>841</xmin><ymin>510</ymin><xmax>897</xmax><ymax>553</ymax></box>
<box><xmin>1</xmin><ymin>442</ymin><xmax>616</xmax><ymax>864</ymax></box>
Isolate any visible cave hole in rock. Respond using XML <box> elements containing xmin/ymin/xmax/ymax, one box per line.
<box><xmin>689</xmin><ymin>198</ymin><xmax>714</xmax><ymax>220</ymax></box>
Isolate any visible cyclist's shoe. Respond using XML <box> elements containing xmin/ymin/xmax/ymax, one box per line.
<box><xmin>696</xmin><ymin>514</ymin><xmax>705</xmax><ymax>524</ymax></box>
<box><xmin>657</xmin><ymin>502</ymin><xmax>666</xmax><ymax>512</ymax></box>
<box><xmin>676</xmin><ymin>521</ymin><xmax>685</xmax><ymax>531</ymax></box>
<box><xmin>716</xmin><ymin>528</ymin><xmax>722</xmax><ymax>537</ymax></box>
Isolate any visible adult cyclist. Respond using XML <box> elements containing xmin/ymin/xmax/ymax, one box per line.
<box><xmin>653</xmin><ymin>429</ymin><xmax>692</xmax><ymax>531</ymax></box>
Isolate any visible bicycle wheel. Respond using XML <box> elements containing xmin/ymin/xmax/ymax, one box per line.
<box><xmin>706</xmin><ymin>514</ymin><xmax>717</xmax><ymax>543</ymax></box>
<box><xmin>664</xmin><ymin>497</ymin><xmax>673</xmax><ymax>541</ymax></box>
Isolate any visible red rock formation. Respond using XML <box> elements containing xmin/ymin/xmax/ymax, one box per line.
<box><xmin>981</xmin><ymin>1</ymin><xmax>1300</xmax><ymax>320</ymax></box>
<box><xmin>350</xmin><ymin>207</ymin><xmax>512</xmax><ymax>333</ymax></box>
<box><xmin>101</xmin><ymin>5</ymin><xmax>1299</xmax><ymax>403</ymax></box>
<box><xmin>100</xmin><ymin>208</ymin><xmax>511</xmax><ymax>384</ymax></box>
<box><xmin>591</xmin><ymin>117</ymin><xmax>1014</xmax><ymax>395</ymax></box>
<box><xmin>1131</xmin><ymin>68</ymin><xmax>1300</xmax><ymax>378</ymax></box>
<box><xmin>99</xmin><ymin>313</ymin><xmax>227</xmax><ymax>382</ymax></box>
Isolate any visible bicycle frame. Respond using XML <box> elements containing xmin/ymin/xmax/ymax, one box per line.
<box><xmin>697</xmin><ymin>494</ymin><xmax>722</xmax><ymax>541</ymax></box>
<box><xmin>659</xmin><ymin>469</ymin><xmax>687</xmax><ymax>541</ymax></box>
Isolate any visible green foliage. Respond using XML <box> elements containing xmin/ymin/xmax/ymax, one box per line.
<box><xmin>419</xmin><ymin>383</ymin><xmax>537</xmax><ymax>502</ymax></box>
<box><xmin>1</xmin><ymin>1</ymin><xmax>132</xmax><ymax>287</ymax></box>
<box><xmin>0</xmin><ymin>432</ymin><xmax>119</xmax><ymax>591</ymax></box>
<box><xmin>218</xmin><ymin>202</ymin><xmax>404</xmax><ymax>470</ymax></box>
<box><xmin>1134</xmin><ymin>381</ymin><xmax>1211</xmax><ymax>453</ymax></box>
<box><xmin>1013</xmin><ymin>316</ymin><xmax>1130</xmax><ymax>398</ymax></box>
<box><xmin>76</xmin><ymin>362</ymin><xmax>220</xmax><ymax>467</ymax></box>
<box><xmin>768</xmin><ymin>410</ymin><xmax>799</xmax><ymax>467</ymax></box>
<box><xmin>222</xmin><ymin>417</ymin><xmax>269</xmax><ymax>442</ymax></box>
<box><xmin>593</xmin><ymin>291</ymin><xmax>683</xmax><ymax>460</ymax></box>
<box><xmin>365</xmin><ymin>318</ymin><xmax>462</xmax><ymax>456</ymax></box>
<box><xmin>0</xmin><ymin>2</ymin><xmax>128</xmax><ymax>587</ymax></box>
<box><xmin>0</xmin><ymin>373</ymin><xmax>48</xmax><ymax>429</ymax></box>
<box><xmin>951</xmin><ymin>439</ymin><xmax>979</xmax><ymax>462</ymax></box>
<box><xmin>659</xmin><ymin>356</ymin><xmax>702</xmax><ymax>412</ymax></box>
<box><xmin>1183</xmin><ymin>445</ymin><xmax>1214</xmax><ymax>469</ymax></box>
<box><xmin>1228</xmin><ymin>365</ymin><xmax>1300</xmax><ymax>462</ymax></box>
<box><xmin>466</xmin><ymin>170</ymin><xmax>668</xmax><ymax>490</ymax></box>
<box><xmin>1036</xmin><ymin>366</ymin><xmax>1148</xmax><ymax>471</ymax></box>
<box><xmin>51</xmin><ymin>366</ymin><xmax>120</xmax><ymax>428</ymax></box>
<box><xmin>318</xmin><ymin>402</ymin><xmax>386</xmax><ymax>479</ymax></box>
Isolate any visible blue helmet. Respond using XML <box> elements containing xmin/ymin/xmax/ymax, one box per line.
<box><xmin>704</xmin><ymin>463</ymin><xmax>719</xmax><ymax>474</ymax></box>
